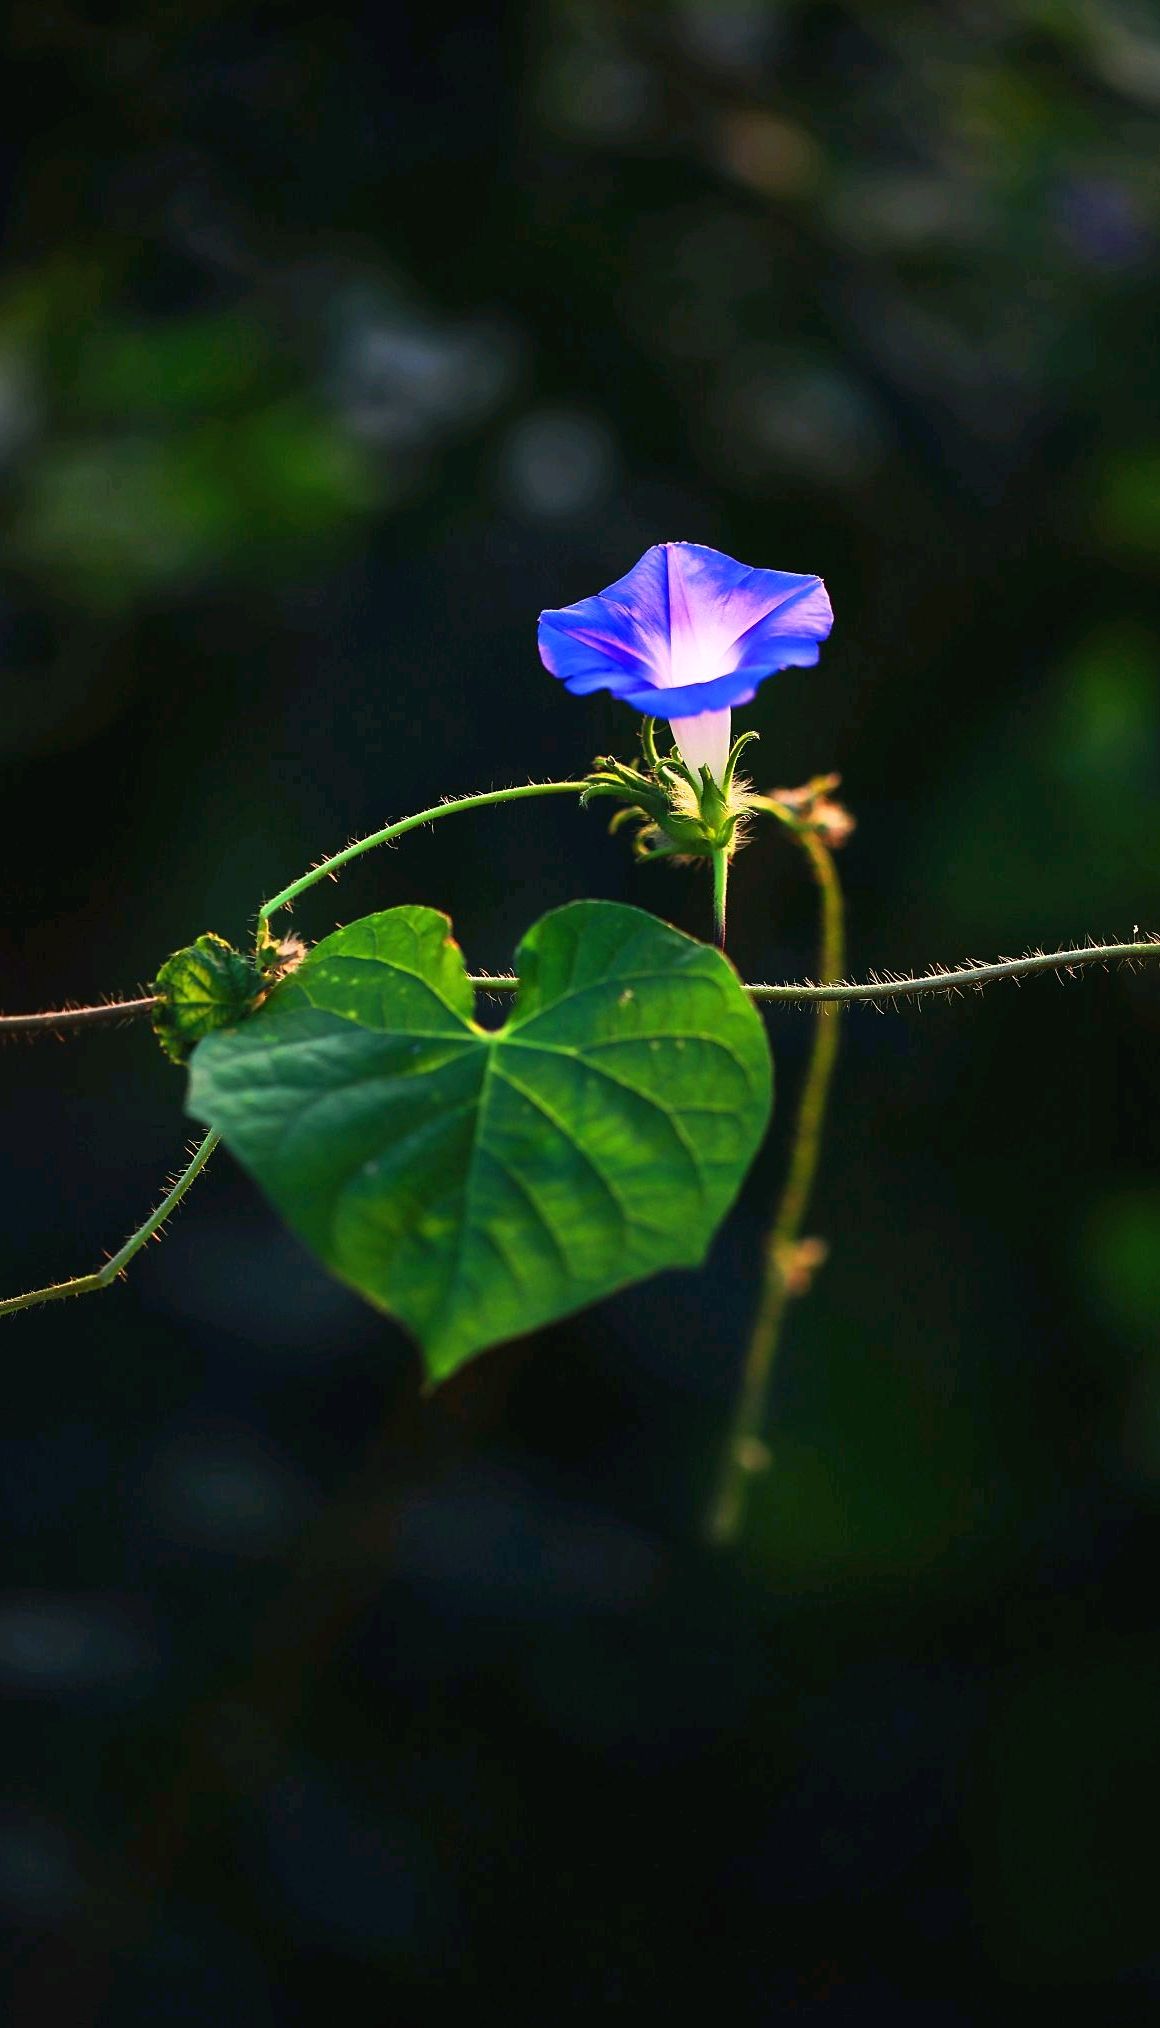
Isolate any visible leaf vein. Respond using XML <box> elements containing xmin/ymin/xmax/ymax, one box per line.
<box><xmin>510</xmin><ymin>963</ymin><xmax>733</xmax><ymax>1037</ymax></box>
<box><xmin>481</xmin><ymin>1150</ymin><xmax>576</xmax><ymax>1281</ymax></box>
<box><xmin>494</xmin><ymin>1061</ymin><xmax>683</xmax><ymax>1236</ymax></box>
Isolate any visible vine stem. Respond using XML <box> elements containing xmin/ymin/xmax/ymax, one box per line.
<box><xmin>706</xmin><ymin>829</ymin><xmax>845</xmax><ymax>1545</ymax></box>
<box><xmin>0</xmin><ymin>995</ymin><xmax>160</xmax><ymax>1035</ymax></box>
<box><xmin>711</xmin><ymin>847</ymin><xmax>729</xmax><ymax>949</ymax></box>
<box><xmin>0</xmin><ymin>782</ymin><xmax>588</xmax><ymax>1317</ymax></box>
<box><xmin>2</xmin><ymin>745</ymin><xmax>1157</xmax><ymax>1344</ymax></box>
<box><xmin>0</xmin><ymin>1131</ymin><xmax>220</xmax><ymax>1318</ymax></box>
<box><xmin>467</xmin><ymin>938</ymin><xmax>1160</xmax><ymax>1003</ymax></box>
<box><xmin>257</xmin><ymin>779</ymin><xmax>590</xmax><ymax>926</ymax></box>
<box><xmin>2</xmin><ymin>944</ymin><xmax>1156</xmax><ymax>1037</ymax></box>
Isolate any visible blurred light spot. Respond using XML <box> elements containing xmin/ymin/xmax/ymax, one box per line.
<box><xmin>262</xmin><ymin>1762</ymin><xmax>449</xmax><ymax>1955</ymax></box>
<box><xmin>70</xmin><ymin>311</ymin><xmax>269</xmax><ymax>422</ymax></box>
<box><xmin>830</xmin><ymin>172</ymin><xmax>985</xmax><ymax>251</ymax></box>
<box><xmin>146</xmin><ymin>1428</ymin><xmax>311</xmax><ymax>1559</ymax></box>
<box><xmin>1092</xmin><ymin>9</ymin><xmax>1160</xmax><ymax>110</ymax></box>
<box><xmin>332</xmin><ymin>298</ymin><xmax>518</xmax><ymax>456</ymax></box>
<box><xmin>672</xmin><ymin>210</ymin><xmax>769</xmax><ymax>290</ymax></box>
<box><xmin>16</xmin><ymin>439</ymin><xmax>217</xmax><ymax>603</ymax></box>
<box><xmin>847</xmin><ymin>287</ymin><xmax>1034</xmax><ymax>442</ymax></box>
<box><xmin>676</xmin><ymin>0</ymin><xmax>774</xmax><ymax>71</ymax></box>
<box><xmin>1079</xmin><ymin>1188</ymin><xmax>1160</xmax><ymax>1484</ymax></box>
<box><xmin>1049</xmin><ymin>628</ymin><xmax>1159</xmax><ymax>789</ymax></box>
<box><xmin>497</xmin><ymin>408</ymin><xmax>617</xmax><ymax>520</ymax></box>
<box><xmin>151</xmin><ymin>1216</ymin><xmax>381</xmax><ymax>1363</ymax></box>
<box><xmin>624</xmin><ymin>208</ymin><xmax>768</xmax><ymax>361</ymax></box>
<box><xmin>539</xmin><ymin>41</ymin><xmax>656</xmax><ymax>141</ymax></box>
<box><xmin>0</xmin><ymin>1595</ymin><xmax>155</xmax><ymax>1698</ymax></box>
<box><xmin>711</xmin><ymin>356</ymin><xmax>885</xmax><ymax>484</ymax></box>
<box><xmin>1054</xmin><ymin>175</ymin><xmax>1152</xmax><ymax>271</ymax></box>
<box><xmin>970</xmin><ymin>1657</ymin><xmax>1160</xmax><ymax>1982</ymax></box>
<box><xmin>737</xmin><ymin>1661</ymin><xmax>972</xmax><ymax>1905</ymax></box>
<box><xmin>112</xmin><ymin>1907</ymin><xmax>278</xmax><ymax>2026</ymax></box>
<box><xmin>1127</xmin><ymin>1361</ymin><xmax>1160</xmax><ymax>1485</ymax></box>
<box><xmin>716</xmin><ymin>111</ymin><xmax>820</xmax><ymax>197</ymax></box>
<box><xmin>518</xmin><ymin>1614</ymin><xmax>756</xmax><ymax>1759</ymax></box>
<box><xmin>0</xmin><ymin>353</ymin><xmax>39</xmax><ymax>463</ymax></box>
<box><xmin>13</xmin><ymin>406</ymin><xmax>375</xmax><ymax>608</ymax></box>
<box><xmin>0</xmin><ymin>1812</ymin><xmax>82</xmax><ymax>1922</ymax></box>
<box><xmin>0</xmin><ymin>603</ymin><xmax>139</xmax><ymax>758</ymax></box>
<box><xmin>166</xmin><ymin>170</ymin><xmax>255</xmax><ymax>281</ymax></box>
<box><xmin>0</xmin><ymin>1424</ymin><xmax>112</xmax><ymax>1535</ymax></box>
<box><xmin>395</xmin><ymin>1461</ymin><xmax>659</xmax><ymax>1615</ymax></box>
<box><xmin>1093</xmin><ymin>448</ymin><xmax>1160</xmax><ymax>554</ymax></box>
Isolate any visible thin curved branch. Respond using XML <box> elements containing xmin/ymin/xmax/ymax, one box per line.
<box><xmin>5</xmin><ymin>942</ymin><xmax>1155</xmax><ymax>1041</ymax></box>
<box><xmin>0</xmin><ymin>1130</ymin><xmax>220</xmax><ymax>1317</ymax></box>
<box><xmin>257</xmin><ymin>780</ymin><xmax>590</xmax><ymax>925</ymax></box>
<box><xmin>470</xmin><ymin>937</ymin><xmax>1160</xmax><ymax>1005</ymax></box>
<box><xmin>0</xmin><ymin>994</ymin><xmax>160</xmax><ymax>1036</ymax></box>
<box><xmin>708</xmin><ymin>829</ymin><xmax>846</xmax><ymax>1544</ymax></box>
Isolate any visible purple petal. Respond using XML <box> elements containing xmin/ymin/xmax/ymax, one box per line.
<box><xmin>538</xmin><ymin>542</ymin><xmax>832</xmax><ymax>718</ymax></box>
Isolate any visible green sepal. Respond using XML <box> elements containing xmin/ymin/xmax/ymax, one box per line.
<box><xmin>152</xmin><ymin>933</ymin><xmax>263</xmax><ymax>1064</ymax></box>
<box><xmin>583</xmin><ymin>720</ymin><xmax>757</xmax><ymax>860</ymax></box>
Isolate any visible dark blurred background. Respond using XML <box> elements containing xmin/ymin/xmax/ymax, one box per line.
<box><xmin>1</xmin><ymin>2</ymin><xmax>1158</xmax><ymax>2019</ymax></box>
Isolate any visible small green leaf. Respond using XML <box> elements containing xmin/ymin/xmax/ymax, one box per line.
<box><xmin>153</xmin><ymin>933</ymin><xmax>261</xmax><ymax>1065</ymax></box>
<box><xmin>186</xmin><ymin>900</ymin><xmax>773</xmax><ymax>1381</ymax></box>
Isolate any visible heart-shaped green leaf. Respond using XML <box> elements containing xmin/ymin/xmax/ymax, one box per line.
<box><xmin>186</xmin><ymin>900</ymin><xmax>772</xmax><ymax>1381</ymax></box>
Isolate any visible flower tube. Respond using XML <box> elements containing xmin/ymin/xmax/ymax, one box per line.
<box><xmin>538</xmin><ymin>541</ymin><xmax>833</xmax><ymax>781</ymax></box>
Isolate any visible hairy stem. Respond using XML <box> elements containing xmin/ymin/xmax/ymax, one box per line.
<box><xmin>0</xmin><ymin>1130</ymin><xmax>220</xmax><ymax>1317</ymax></box>
<box><xmin>257</xmin><ymin>780</ymin><xmax>590</xmax><ymax>926</ymax></box>
<box><xmin>707</xmin><ymin>832</ymin><xmax>845</xmax><ymax>1544</ymax></box>
<box><xmin>711</xmin><ymin>847</ymin><xmax>729</xmax><ymax>949</ymax></box>
<box><xmin>467</xmin><ymin>937</ymin><xmax>1160</xmax><ymax>1003</ymax></box>
<box><xmin>5</xmin><ymin>944</ymin><xmax>1155</xmax><ymax>1037</ymax></box>
<box><xmin>0</xmin><ymin>995</ymin><xmax>159</xmax><ymax>1036</ymax></box>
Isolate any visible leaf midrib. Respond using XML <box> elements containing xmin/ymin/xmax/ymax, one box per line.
<box><xmin>425</xmin><ymin>1032</ymin><xmax>503</xmax><ymax>1355</ymax></box>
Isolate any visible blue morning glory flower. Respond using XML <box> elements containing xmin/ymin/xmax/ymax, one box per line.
<box><xmin>538</xmin><ymin>541</ymin><xmax>833</xmax><ymax>780</ymax></box>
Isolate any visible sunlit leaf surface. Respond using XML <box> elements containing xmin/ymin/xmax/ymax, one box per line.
<box><xmin>187</xmin><ymin>901</ymin><xmax>772</xmax><ymax>1380</ymax></box>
